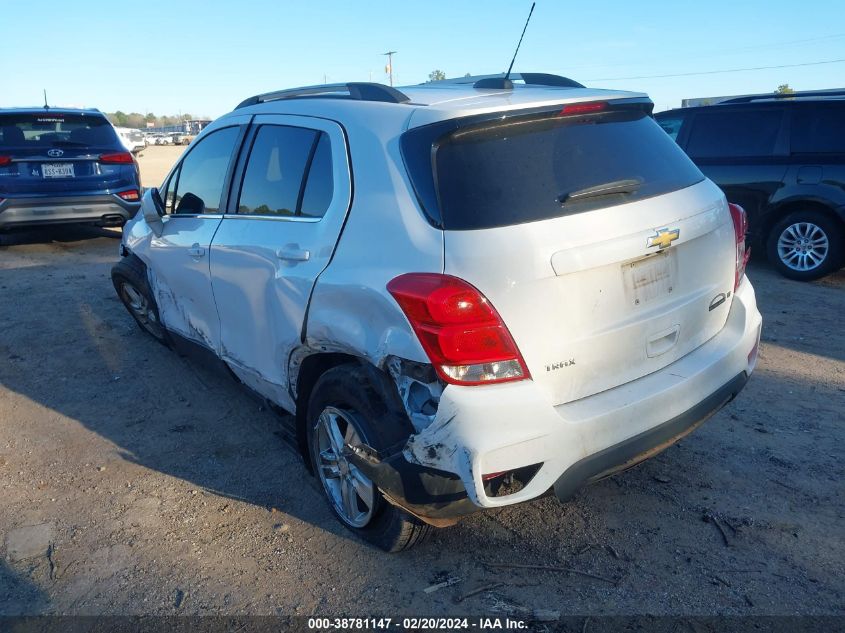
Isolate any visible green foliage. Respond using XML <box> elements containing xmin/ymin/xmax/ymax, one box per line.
<box><xmin>428</xmin><ymin>69</ymin><xmax>446</xmax><ymax>82</ymax></box>
<box><xmin>105</xmin><ymin>111</ymin><xmax>207</xmax><ymax>129</ymax></box>
<box><xmin>775</xmin><ymin>84</ymin><xmax>795</xmax><ymax>94</ymax></box>
<box><xmin>110</xmin><ymin>111</ymin><xmax>128</xmax><ymax>126</ymax></box>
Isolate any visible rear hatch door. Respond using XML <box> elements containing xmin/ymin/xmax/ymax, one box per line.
<box><xmin>0</xmin><ymin>112</ymin><xmax>135</xmax><ymax>195</ymax></box>
<box><xmin>403</xmin><ymin>100</ymin><xmax>737</xmax><ymax>405</ymax></box>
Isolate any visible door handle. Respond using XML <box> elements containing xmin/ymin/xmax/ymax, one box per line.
<box><xmin>188</xmin><ymin>243</ymin><xmax>206</xmax><ymax>258</ymax></box>
<box><xmin>276</xmin><ymin>247</ymin><xmax>310</xmax><ymax>262</ymax></box>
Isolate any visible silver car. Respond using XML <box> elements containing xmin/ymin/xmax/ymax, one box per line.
<box><xmin>113</xmin><ymin>75</ymin><xmax>762</xmax><ymax>551</ymax></box>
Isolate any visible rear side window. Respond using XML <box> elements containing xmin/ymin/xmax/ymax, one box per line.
<box><xmin>300</xmin><ymin>133</ymin><xmax>334</xmax><ymax>218</ymax></box>
<box><xmin>404</xmin><ymin>107</ymin><xmax>704</xmax><ymax>230</ymax></box>
<box><xmin>686</xmin><ymin>109</ymin><xmax>782</xmax><ymax>158</ymax></box>
<box><xmin>0</xmin><ymin>113</ymin><xmax>118</xmax><ymax>148</ymax></box>
<box><xmin>791</xmin><ymin>106</ymin><xmax>845</xmax><ymax>154</ymax></box>
<box><xmin>169</xmin><ymin>126</ymin><xmax>240</xmax><ymax>215</ymax></box>
<box><xmin>237</xmin><ymin>125</ymin><xmax>333</xmax><ymax>218</ymax></box>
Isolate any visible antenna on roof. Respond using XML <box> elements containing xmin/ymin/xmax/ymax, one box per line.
<box><xmin>43</xmin><ymin>89</ymin><xmax>49</xmax><ymax>110</ymax></box>
<box><xmin>505</xmin><ymin>2</ymin><xmax>535</xmax><ymax>82</ymax></box>
<box><xmin>474</xmin><ymin>2</ymin><xmax>536</xmax><ymax>90</ymax></box>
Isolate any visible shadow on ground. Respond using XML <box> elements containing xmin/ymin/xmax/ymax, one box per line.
<box><xmin>0</xmin><ymin>225</ymin><xmax>121</xmax><ymax>248</ymax></box>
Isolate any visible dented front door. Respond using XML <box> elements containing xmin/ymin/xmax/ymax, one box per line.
<box><xmin>147</xmin><ymin>122</ymin><xmax>247</xmax><ymax>350</ymax></box>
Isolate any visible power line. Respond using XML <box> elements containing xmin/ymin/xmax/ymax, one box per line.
<box><xmin>565</xmin><ymin>33</ymin><xmax>845</xmax><ymax>73</ymax></box>
<box><xmin>586</xmin><ymin>58</ymin><xmax>845</xmax><ymax>82</ymax></box>
<box><xmin>727</xmin><ymin>32</ymin><xmax>845</xmax><ymax>54</ymax></box>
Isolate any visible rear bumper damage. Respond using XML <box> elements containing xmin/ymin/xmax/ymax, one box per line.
<box><xmin>348</xmin><ymin>279</ymin><xmax>762</xmax><ymax>522</ymax></box>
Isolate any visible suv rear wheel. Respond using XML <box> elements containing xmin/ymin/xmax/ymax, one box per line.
<box><xmin>306</xmin><ymin>365</ymin><xmax>433</xmax><ymax>552</ymax></box>
<box><xmin>767</xmin><ymin>210</ymin><xmax>842</xmax><ymax>281</ymax></box>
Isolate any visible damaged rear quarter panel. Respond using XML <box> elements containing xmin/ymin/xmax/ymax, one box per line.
<box><xmin>293</xmin><ymin>118</ymin><xmax>445</xmax><ymax>402</ymax></box>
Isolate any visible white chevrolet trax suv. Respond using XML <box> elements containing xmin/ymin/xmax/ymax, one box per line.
<box><xmin>113</xmin><ymin>74</ymin><xmax>762</xmax><ymax>551</ymax></box>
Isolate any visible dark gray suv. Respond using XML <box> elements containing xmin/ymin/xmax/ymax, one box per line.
<box><xmin>656</xmin><ymin>92</ymin><xmax>845</xmax><ymax>281</ymax></box>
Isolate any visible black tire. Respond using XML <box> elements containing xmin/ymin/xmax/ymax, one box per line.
<box><xmin>766</xmin><ymin>210</ymin><xmax>843</xmax><ymax>281</ymax></box>
<box><xmin>306</xmin><ymin>364</ymin><xmax>433</xmax><ymax>552</ymax></box>
<box><xmin>111</xmin><ymin>255</ymin><xmax>169</xmax><ymax>346</ymax></box>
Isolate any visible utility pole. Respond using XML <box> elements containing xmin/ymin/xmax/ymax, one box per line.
<box><xmin>382</xmin><ymin>51</ymin><xmax>397</xmax><ymax>86</ymax></box>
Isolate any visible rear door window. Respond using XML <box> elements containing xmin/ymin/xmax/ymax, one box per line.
<box><xmin>237</xmin><ymin>125</ymin><xmax>333</xmax><ymax>218</ymax></box>
<box><xmin>686</xmin><ymin>109</ymin><xmax>782</xmax><ymax>158</ymax></box>
<box><xmin>791</xmin><ymin>105</ymin><xmax>845</xmax><ymax>154</ymax></box>
<box><xmin>300</xmin><ymin>133</ymin><xmax>334</xmax><ymax>218</ymax></box>
<box><xmin>405</xmin><ymin>106</ymin><xmax>704</xmax><ymax>230</ymax></box>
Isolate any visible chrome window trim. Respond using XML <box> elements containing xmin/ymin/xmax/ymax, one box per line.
<box><xmin>222</xmin><ymin>214</ymin><xmax>321</xmax><ymax>223</ymax></box>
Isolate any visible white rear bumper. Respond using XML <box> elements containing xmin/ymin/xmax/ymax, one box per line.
<box><xmin>403</xmin><ymin>278</ymin><xmax>763</xmax><ymax>508</ymax></box>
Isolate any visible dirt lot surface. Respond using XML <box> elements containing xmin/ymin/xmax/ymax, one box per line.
<box><xmin>135</xmin><ymin>144</ymin><xmax>186</xmax><ymax>189</ymax></box>
<box><xmin>0</xmin><ymin>223</ymin><xmax>843</xmax><ymax>618</ymax></box>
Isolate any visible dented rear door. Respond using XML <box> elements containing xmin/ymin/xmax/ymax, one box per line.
<box><xmin>209</xmin><ymin>115</ymin><xmax>351</xmax><ymax>410</ymax></box>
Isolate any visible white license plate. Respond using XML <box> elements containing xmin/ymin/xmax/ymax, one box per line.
<box><xmin>623</xmin><ymin>250</ymin><xmax>676</xmax><ymax>306</ymax></box>
<box><xmin>42</xmin><ymin>163</ymin><xmax>75</xmax><ymax>178</ymax></box>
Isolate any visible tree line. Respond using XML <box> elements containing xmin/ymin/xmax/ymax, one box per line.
<box><xmin>106</xmin><ymin>111</ymin><xmax>200</xmax><ymax>129</ymax></box>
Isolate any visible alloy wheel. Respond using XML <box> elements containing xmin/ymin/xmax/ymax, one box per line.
<box><xmin>776</xmin><ymin>221</ymin><xmax>830</xmax><ymax>272</ymax></box>
<box><xmin>313</xmin><ymin>406</ymin><xmax>376</xmax><ymax>528</ymax></box>
<box><xmin>120</xmin><ymin>282</ymin><xmax>163</xmax><ymax>338</ymax></box>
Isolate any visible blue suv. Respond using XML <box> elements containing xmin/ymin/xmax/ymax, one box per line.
<box><xmin>0</xmin><ymin>107</ymin><xmax>141</xmax><ymax>231</ymax></box>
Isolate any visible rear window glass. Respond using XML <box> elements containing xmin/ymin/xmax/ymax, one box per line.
<box><xmin>410</xmin><ymin>108</ymin><xmax>703</xmax><ymax>230</ymax></box>
<box><xmin>686</xmin><ymin>109</ymin><xmax>782</xmax><ymax>158</ymax></box>
<box><xmin>791</xmin><ymin>106</ymin><xmax>845</xmax><ymax>154</ymax></box>
<box><xmin>0</xmin><ymin>113</ymin><xmax>118</xmax><ymax>149</ymax></box>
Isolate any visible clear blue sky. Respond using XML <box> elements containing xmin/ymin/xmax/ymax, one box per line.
<box><xmin>2</xmin><ymin>0</ymin><xmax>843</xmax><ymax>116</ymax></box>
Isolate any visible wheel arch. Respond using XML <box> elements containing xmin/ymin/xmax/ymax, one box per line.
<box><xmin>292</xmin><ymin>351</ymin><xmax>417</xmax><ymax>472</ymax></box>
<box><xmin>292</xmin><ymin>352</ymin><xmax>367</xmax><ymax>470</ymax></box>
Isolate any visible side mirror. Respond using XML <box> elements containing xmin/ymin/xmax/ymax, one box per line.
<box><xmin>141</xmin><ymin>187</ymin><xmax>165</xmax><ymax>237</ymax></box>
<box><xmin>175</xmin><ymin>192</ymin><xmax>205</xmax><ymax>215</ymax></box>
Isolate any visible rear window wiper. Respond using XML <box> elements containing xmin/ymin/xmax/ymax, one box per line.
<box><xmin>559</xmin><ymin>178</ymin><xmax>643</xmax><ymax>205</ymax></box>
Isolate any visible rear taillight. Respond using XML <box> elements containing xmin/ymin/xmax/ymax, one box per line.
<box><xmin>99</xmin><ymin>152</ymin><xmax>134</xmax><ymax>164</ymax></box>
<box><xmin>117</xmin><ymin>189</ymin><xmax>140</xmax><ymax>201</ymax></box>
<box><xmin>729</xmin><ymin>202</ymin><xmax>751</xmax><ymax>291</ymax></box>
<box><xmin>0</xmin><ymin>156</ymin><xmax>11</xmax><ymax>167</ymax></box>
<box><xmin>387</xmin><ymin>273</ymin><xmax>531</xmax><ymax>386</ymax></box>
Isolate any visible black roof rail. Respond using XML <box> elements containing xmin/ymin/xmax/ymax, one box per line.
<box><xmin>719</xmin><ymin>89</ymin><xmax>845</xmax><ymax>104</ymax></box>
<box><xmin>428</xmin><ymin>72</ymin><xmax>584</xmax><ymax>90</ymax></box>
<box><xmin>236</xmin><ymin>82</ymin><xmax>410</xmax><ymax>110</ymax></box>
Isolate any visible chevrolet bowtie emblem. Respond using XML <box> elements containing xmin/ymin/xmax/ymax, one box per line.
<box><xmin>647</xmin><ymin>227</ymin><xmax>680</xmax><ymax>250</ymax></box>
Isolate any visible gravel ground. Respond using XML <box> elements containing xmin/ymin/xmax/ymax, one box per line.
<box><xmin>134</xmin><ymin>144</ymin><xmax>186</xmax><ymax>188</ymax></box>
<box><xmin>0</xmin><ymin>223</ymin><xmax>843</xmax><ymax>618</ymax></box>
